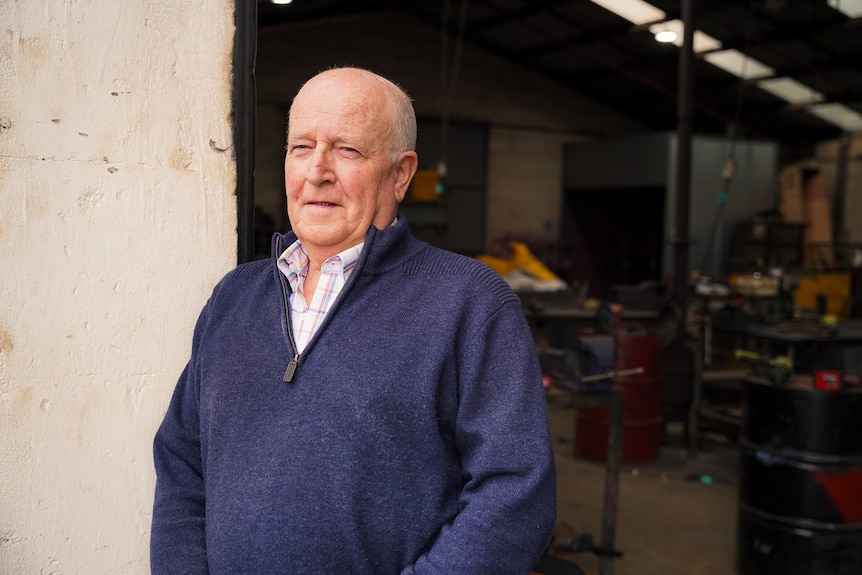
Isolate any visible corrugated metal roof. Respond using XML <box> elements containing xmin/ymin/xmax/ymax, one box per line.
<box><xmin>259</xmin><ymin>0</ymin><xmax>862</xmax><ymax>153</ymax></box>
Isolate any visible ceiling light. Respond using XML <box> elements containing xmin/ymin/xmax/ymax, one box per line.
<box><xmin>704</xmin><ymin>50</ymin><xmax>775</xmax><ymax>80</ymax></box>
<box><xmin>757</xmin><ymin>77</ymin><xmax>825</xmax><ymax>105</ymax></box>
<box><xmin>654</xmin><ymin>30</ymin><xmax>677</xmax><ymax>43</ymax></box>
<box><xmin>690</xmin><ymin>30</ymin><xmax>722</xmax><ymax>53</ymax></box>
<box><xmin>271</xmin><ymin>0</ymin><xmax>293</xmax><ymax>4</ymax></box>
<box><xmin>648</xmin><ymin>20</ymin><xmax>722</xmax><ymax>53</ymax></box>
<box><xmin>590</xmin><ymin>0</ymin><xmax>665</xmax><ymax>25</ymax></box>
<box><xmin>808</xmin><ymin>103</ymin><xmax>862</xmax><ymax>131</ymax></box>
<box><xmin>828</xmin><ymin>0</ymin><xmax>862</xmax><ymax>18</ymax></box>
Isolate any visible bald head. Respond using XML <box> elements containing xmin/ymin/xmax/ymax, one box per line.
<box><xmin>289</xmin><ymin>67</ymin><xmax>417</xmax><ymax>162</ymax></box>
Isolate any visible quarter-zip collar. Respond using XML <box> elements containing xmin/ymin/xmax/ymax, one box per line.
<box><xmin>270</xmin><ymin>213</ymin><xmax>423</xmax><ymax>383</ymax></box>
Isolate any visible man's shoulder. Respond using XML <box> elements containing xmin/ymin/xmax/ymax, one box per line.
<box><xmin>406</xmin><ymin>244</ymin><xmax>517</xmax><ymax>301</ymax></box>
<box><xmin>210</xmin><ymin>258</ymin><xmax>273</xmax><ymax>297</ymax></box>
<box><xmin>228</xmin><ymin>258</ymin><xmax>272</xmax><ymax>280</ymax></box>
<box><xmin>409</xmin><ymin>244</ymin><xmax>492</xmax><ymax>275</ymax></box>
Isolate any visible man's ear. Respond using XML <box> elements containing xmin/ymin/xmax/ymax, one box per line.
<box><xmin>393</xmin><ymin>152</ymin><xmax>419</xmax><ymax>203</ymax></box>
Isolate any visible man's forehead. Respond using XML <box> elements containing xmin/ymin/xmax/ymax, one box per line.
<box><xmin>288</xmin><ymin>109</ymin><xmax>370</xmax><ymax>139</ymax></box>
<box><xmin>289</xmin><ymin>95</ymin><xmax>383</xmax><ymax>141</ymax></box>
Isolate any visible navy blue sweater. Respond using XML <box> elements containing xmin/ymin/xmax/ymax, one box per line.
<box><xmin>151</xmin><ymin>217</ymin><xmax>556</xmax><ymax>574</ymax></box>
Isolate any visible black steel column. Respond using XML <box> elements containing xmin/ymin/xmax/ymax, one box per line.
<box><xmin>833</xmin><ymin>133</ymin><xmax>850</xmax><ymax>249</ymax></box>
<box><xmin>672</xmin><ymin>0</ymin><xmax>694</xmax><ymax>313</ymax></box>
<box><xmin>234</xmin><ymin>1</ymin><xmax>257</xmax><ymax>264</ymax></box>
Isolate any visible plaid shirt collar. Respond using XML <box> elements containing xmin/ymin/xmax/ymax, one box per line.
<box><xmin>276</xmin><ymin>217</ymin><xmax>398</xmax><ymax>289</ymax></box>
<box><xmin>276</xmin><ymin>240</ymin><xmax>363</xmax><ymax>295</ymax></box>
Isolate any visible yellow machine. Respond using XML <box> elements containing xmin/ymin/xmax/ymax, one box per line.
<box><xmin>477</xmin><ymin>241</ymin><xmax>566</xmax><ymax>291</ymax></box>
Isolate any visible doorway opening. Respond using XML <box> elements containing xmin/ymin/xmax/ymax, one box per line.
<box><xmin>560</xmin><ymin>186</ymin><xmax>664</xmax><ymax>300</ymax></box>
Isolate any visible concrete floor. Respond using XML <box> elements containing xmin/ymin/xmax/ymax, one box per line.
<box><xmin>547</xmin><ymin>405</ymin><xmax>741</xmax><ymax>575</ymax></box>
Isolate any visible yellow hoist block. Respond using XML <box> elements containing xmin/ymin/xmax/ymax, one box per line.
<box><xmin>791</xmin><ymin>273</ymin><xmax>851</xmax><ymax>318</ymax></box>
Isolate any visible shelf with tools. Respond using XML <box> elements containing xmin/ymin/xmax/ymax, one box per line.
<box><xmin>694</xmin><ymin>367</ymin><xmax>748</xmax><ymax>442</ymax></box>
<box><xmin>690</xmin><ymin>315</ymin><xmax>862</xmax><ymax>452</ymax></box>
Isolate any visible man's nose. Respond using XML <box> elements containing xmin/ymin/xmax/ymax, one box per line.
<box><xmin>306</xmin><ymin>146</ymin><xmax>334</xmax><ymax>185</ymax></box>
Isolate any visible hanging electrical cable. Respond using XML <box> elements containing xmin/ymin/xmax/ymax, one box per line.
<box><xmin>438</xmin><ymin>0</ymin><xmax>468</xmax><ymax>188</ymax></box>
<box><xmin>699</xmin><ymin>0</ymin><xmax>757</xmax><ymax>276</ymax></box>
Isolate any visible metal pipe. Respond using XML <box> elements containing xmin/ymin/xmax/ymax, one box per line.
<box><xmin>599</xmin><ymin>386</ymin><xmax>625</xmax><ymax>575</ymax></box>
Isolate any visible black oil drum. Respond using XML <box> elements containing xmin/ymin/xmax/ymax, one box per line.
<box><xmin>737</xmin><ymin>375</ymin><xmax>862</xmax><ymax>574</ymax></box>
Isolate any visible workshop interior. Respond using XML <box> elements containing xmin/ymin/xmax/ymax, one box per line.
<box><xmin>251</xmin><ymin>1</ymin><xmax>862</xmax><ymax>574</ymax></box>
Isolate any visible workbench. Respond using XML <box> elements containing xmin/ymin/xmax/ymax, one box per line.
<box><xmin>713</xmin><ymin>319</ymin><xmax>862</xmax><ymax>373</ymax></box>
<box><xmin>691</xmin><ymin>319</ymin><xmax>862</xmax><ymax>452</ymax></box>
<box><xmin>525</xmin><ymin>307</ymin><xmax>661</xmax><ymax>321</ymax></box>
<box><xmin>524</xmin><ymin>305</ymin><xmax>660</xmax><ymax>350</ymax></box>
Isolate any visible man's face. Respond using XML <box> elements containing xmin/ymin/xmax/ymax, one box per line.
<box><xmin>284</xmin><ymin>70</ymin><xmax>417</xmax><ymax>259</ymax></box>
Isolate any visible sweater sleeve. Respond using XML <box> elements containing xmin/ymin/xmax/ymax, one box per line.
<box><xmin>404</xmin><ymin>299</ymin><xmax>557</xmax><ymax>575</ymax></box>
<box><xmin>150</xmin><ymin>310</ymin><xmax>209</xmax><ymax>575</ymax></box>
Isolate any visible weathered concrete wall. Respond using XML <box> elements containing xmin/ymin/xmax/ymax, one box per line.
<box><xmin>487</xmin><ymin>127</ymin><xmax>586</xmax><ymax>243</ymax></box>
<box><xmin>0</xmin><ymin>2</ymin><xmax>237</xmax><ymax>572</ymax></box>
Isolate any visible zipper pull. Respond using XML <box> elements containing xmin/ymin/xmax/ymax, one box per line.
<box><xmin>283</xmin><ymin>354</ymin><xmax>299</xmax><ymax>383</ymax></box>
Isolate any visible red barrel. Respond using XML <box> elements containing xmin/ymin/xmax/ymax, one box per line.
<box><xmin>575</xmin><ymin>332</ymin><xmax>663</xmax><ymax>463</ymax></box>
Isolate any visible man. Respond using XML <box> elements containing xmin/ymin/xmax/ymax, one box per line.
<box><xmin>151</xmin><ymin>67</ymin><xmax>556</xmax><ymax>574</ymax></box>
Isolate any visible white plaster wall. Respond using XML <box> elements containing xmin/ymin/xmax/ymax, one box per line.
<box><xmin>0</xmin><ymin>2</ymin><xmax>237</xmax><ymax>573</ymax></box>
